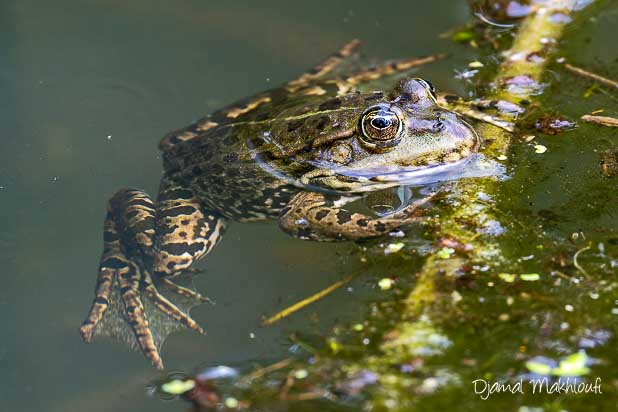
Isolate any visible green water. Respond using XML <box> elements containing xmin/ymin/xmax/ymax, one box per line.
<box><xmin>1</xmin><ymin>1</ymin><xmax>617</xmax><ymax>411</ymax></box>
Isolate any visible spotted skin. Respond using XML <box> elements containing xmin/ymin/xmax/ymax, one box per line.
<box><xmin>154</xmin><ymin>182</ymin><xmax>227</xmax><ymax>277</ymax></box>
<box><xmin>116</xmin><ymin>260</ymin><xmax>161</xmax><ymax>368</ymax></box>
<box><xmin>80</xmin><ymin>187</ymin><xmax>225</xmax><ymax>369</ymax></box>
<box><xmin>286</xmin><ymin>39</ymin><xmax>361</xmax><ymax>92</ymax></box>
<box><xmin>81</xmin><ymin>40</ymin><xmax>481</xmax><ymax>368</ymax></box>
<box><xmin>336</xmin><ymin>53</ymin><xmax>447</xmax><ymax>94</ymax></box>
<box><xmin>279</xmin><ymin>191</ymin><xmax>434</xmax><ymax>241</ymax></box>
<box><xmin>79</xmin><ymin>211</ymin><xmax>123</xmax><ymax>343</ymax></box>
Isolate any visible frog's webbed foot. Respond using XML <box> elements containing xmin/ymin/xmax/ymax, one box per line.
<box><xmin>80</xmin><ymin>187</ymin><xmax>225</xmax><ymax>369</ymax></box>
<box><xmin>79</xmin><ymin>197</ymin><xmax>168</xmax><ymax>369</ymax></box>
<box><xmin>279</xmin><ymin>191</ymin><xmax>434</xmax><ymax>242</ymax></box>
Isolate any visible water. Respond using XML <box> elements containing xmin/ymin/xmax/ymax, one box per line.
<box><xmin>1</xmin><ymin>1</ymin><xmax>617</xmax><ymax>411</ymax></box>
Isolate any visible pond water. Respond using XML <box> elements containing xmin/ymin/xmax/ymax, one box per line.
<box><xmin>1</xmin><ymin>1</ymin><xmax>617</xmax><ymax>411</ymax></box>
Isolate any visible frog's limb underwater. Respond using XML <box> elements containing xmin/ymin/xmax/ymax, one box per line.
<box><xmin>80</xmin><ymin>190</ymin><xmax>166</xmax><ymax>368</ymax></box>
<box><xmin>334</xmin><ymin>53</ymin><xmax>447</xmax><ymax>95</ymax></box>
<box><xmin>279</xmin><ymin>191</ymin><xmax>434</xmax><ymax>241</ymax></box>
<box><xmin>286</xmin><ymin>38</ymin><xmax>446</xmax><ymax>96</ymax></box>
<box><xmin>80</xmin><ymin>185</ymin><xmax>226</xmax><ymax>369</ymax></box>
<box><xmin>286</xmin><ymin>39</ymin><xmax>362</xmax><ymax>92</ymax></box>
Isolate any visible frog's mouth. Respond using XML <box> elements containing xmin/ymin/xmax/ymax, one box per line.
<box><xmin>301</xmin><ymin>153</ymin><xmax>505</xmax><ymax>193</ymax></box>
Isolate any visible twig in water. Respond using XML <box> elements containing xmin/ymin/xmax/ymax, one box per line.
<box><xmin>564</xmin><ymin>63</ymin><xmax>618</xmax><ymax>89</ymax></box>
<box><xmin>279</xmin><ymin>372</ymin><xmax>295</xmax><ymax>400</ymax></box>
<box><xmin>240</xmin><ymin>358</ymin><xmax>293</xmax><ymax>384</ymax></box>
<box><xmin>552</xmin><ymin>270</ymin><xmax>579</xmax><ymax>284</ymax></box>
<box><xmin>289</xmin><ymin>333</ymin><xmax>319</xmax><ymax>354</ymax></box>
<box><xmin>284</xmin><ymin>390</ymin><xmax>331</xmax><ymax>401</ymax></box>
<box><xmin>581</xmin><ymin>114</ymin><xmax>618</xmax><ymax>128</ymax></box>
<box><xmin>573</xmin><ymin>244</ymin><xmax>591</xmax><ymax>278</ymax></box>
<box><xmin>438</xmin><ymin>97</ymin><xmax>516</xmax><ymax>132</ymax></box>
<box><xmin>261</xmin><ymin>273</ymin><xmax>357</xmax><ymax>326</ymax></box>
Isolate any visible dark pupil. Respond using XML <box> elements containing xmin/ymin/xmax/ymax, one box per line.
<box><xmin>371</xmin><ymin>116</ymin><xmax>391</xmax><ymax>129</ymax></box>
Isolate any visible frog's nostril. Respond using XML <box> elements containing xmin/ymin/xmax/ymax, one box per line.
<box><xmin>433</xmin><ymin>120</ymin><xmax>445</xmax><ymax>132</ymax></box>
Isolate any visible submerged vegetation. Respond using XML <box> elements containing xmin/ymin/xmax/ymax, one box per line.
<box><xmin>150</xmin><ymin>1</ymin><xmax>618</xmax><ymax>410</ymax></box>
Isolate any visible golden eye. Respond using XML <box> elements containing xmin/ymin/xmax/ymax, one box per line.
<box><xmin>359</xmin><ymin>105</ymin><xmax>404</xmax><ymax>150</ymax></box>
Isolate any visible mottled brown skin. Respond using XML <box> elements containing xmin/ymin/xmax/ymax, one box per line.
<box><xmin>80</xmin><ymin>41</ymin><xmax>479</xmax><ymax>369</ymax></box>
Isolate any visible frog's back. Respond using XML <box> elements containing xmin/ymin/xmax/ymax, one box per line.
<box><xmin>158</xmin><ymin>85</ymin><xmax>340</xmax><ymax>221</ymax></box>
<box><xmin>157</xmin><ymin>79</ymin><xmax>354</xmax><ymax>151</ymax></box>
<box><xmin>160</xmin><ymin>122</ymin><xmax>297</xmax><ymax>221</ymax></box>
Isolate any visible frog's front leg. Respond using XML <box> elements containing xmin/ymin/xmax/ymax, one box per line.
<box><xmin>278</xmin><ymin>191</ymin><xmax>433</xmax><ymax>241</ymax></box>
<box><xmin>80</xmin><ymin>183</ymin><xmax>226</xmax><ymax>369</ymax></box>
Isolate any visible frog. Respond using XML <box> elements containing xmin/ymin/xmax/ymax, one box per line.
<box><xmin>79</xmin><ymin>40</ymin><xmax>479</xmax><ymax>369</ymax></box>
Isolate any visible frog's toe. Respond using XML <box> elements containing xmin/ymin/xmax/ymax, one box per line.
<box><xmin>80</xmin><ymin>252</ymin><xmax>165</xmax><ymax>369</ymax></box>
<box><xmin>79</xmin><ymin>323</ymin><xmax>96</xmax><ymax>343</ymax></box>
<box><xmin>142</xmin><ymin>273</ymin><xmax>206</xmax><ymax>335</ymax></box>
<box><xmin>80</xmin><ymin>308</ymin><xmax>101</xmax><ymax>343</ymax></box>
<box><xmin>160</xmin><ymin>277</ymin><xmax>213</xmax><ymax>303</ymax></box>
<box><xmin>80</xmin><ymin>256</ymin><xmax>119</xmax><ymax>342</ymax></box>
<box><xmin>117</xmin><ymin>261</ymin><xmax>165</xmax><ymax>369</ymax></box>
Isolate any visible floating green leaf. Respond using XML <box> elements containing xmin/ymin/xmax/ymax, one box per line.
<box><xmin>161</xmin><ymin>379</ymin><xmax>195</xmax><ymax>395</ymax></box>
<box><xmin>525</xmin><ymin>352</ymin><xmax>590</xmax><ymax>377</ymax></box>
<box><xmin>583</xmin><ymin>83</ymin><xmax>599</xmax><ymax>98</ymax></box>
<box><xmin>224</xmin><ymin>397</ymin><xmax>239</xmax><ymax>408</ymax></box>
<box><xmin>534</xmin><ymin>144</ymin><xmax>548</xmax><ymax>154</ymax></box>
<box><xmin>384</xmin><ymin>242</ymin><xmax>405</xmax><ymax>255</ymax></box>
<box><xmin>436</xmin><ymin>247</ymin><xmax>455</xmax><ymax>259</ymax></box>
<box><xmin>525</xmin><ymin>360</ymin><xmax>553</xmax><ymax>375</ymax></box>
<box><xmin>498</xmin><ymin>273</ymin><xmax>516</xmax><ymax>283</ymax></box>
<box><xmin>294</xmin><ymin>369</ymin><xmax>309</xmax><ymax>379</ymax></box>
<box><xmin>452</xmin><ymin>30</ymin><xmax>475</xmax><ymax>42</ymax></box>
<box><xmin>378</xmin><ymin>278</ymin><xmax>394</xmax><ymax>290</ymax></box>
<box><xmin>520</xmin><ymin>273</ymin><xmax>540</xmax><ymax>281</ymax></box>
<box><xmin>553</xmin><ymin>352</ymin><xmax>590</xmax><ymax>376</ymax></box>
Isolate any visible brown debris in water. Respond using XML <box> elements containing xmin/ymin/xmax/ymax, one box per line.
<box><xmin>438</xmin><ymin>236</ymin><xmax>473</xmax><ymax>253</ymax></box>
<box><xmin>600</xmin><ymin>150</ymin><xmax>618</xmax><ymax>178</ymax></box>
<box><xmin>563</xmin><ymin>62</ymin><xmax>618</xmax><ymax>89</ymax></box>
<box><xmin>534</xmin><ymin>114</ymin><xmax>576</xmax><ymax>135</ymax></box>
<box><xmin>581</xmin><ymin>114</ymin><xmax>618</xmax><ymax>128</ymax></box>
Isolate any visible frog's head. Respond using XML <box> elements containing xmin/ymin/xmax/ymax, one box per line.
<box><xmin>304</xmin><ymin>78</ymin><xmax>480</xmax><ymax>191</ymax></box>
<box><xmin>350</xmin><ymin>78</ymin><xmax>479</xmax><ymax>168</ymax></box>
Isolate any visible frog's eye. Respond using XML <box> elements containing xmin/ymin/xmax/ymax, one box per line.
<box><xmin>414</xmin><ymin>78</ymin><xmax>437</xmax><ymax>102</ymax></box>
<box><xmin>359</xmin><ymin>106</ymin><xmax>405</xmax><ymax>151</ymax></box>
